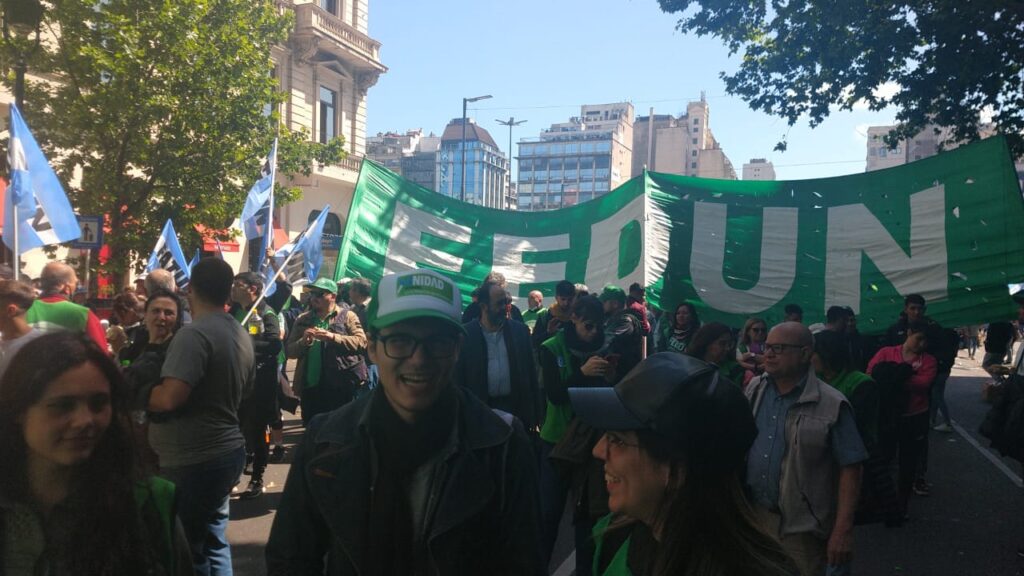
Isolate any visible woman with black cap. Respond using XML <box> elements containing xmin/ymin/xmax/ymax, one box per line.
<box><xmin>570</xmin><ymin>352</ymin><xmax>796</xmax><ymax>576</ymax></box>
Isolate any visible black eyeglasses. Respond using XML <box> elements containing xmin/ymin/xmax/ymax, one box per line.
<box><xmin>378</xmin><ymin>333</ymin><xmax>459</xmax><ymax>359</ymax></box>
<box><xmin>764</xmin><ymin>343</ymin><xmax>806</xmax><ymax>354</ymax></box>
<box><xmin>308</xmin><ymin>291</ymin><xmax>329</xmax><ymax>299</ymax></box>
<box><xmin>602</xmin><ymin>432</ymin><xmax>641</xmax><ymax>459</ymax></box>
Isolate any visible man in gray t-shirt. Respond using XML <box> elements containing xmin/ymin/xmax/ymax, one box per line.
<box><xmin>147</xmin><ymin>258</ymin><xmax>254</xmax><ymax>576</ymax></box>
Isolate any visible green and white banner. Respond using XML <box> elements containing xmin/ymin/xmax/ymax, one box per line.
<box><xmin>337</xmin><ymin>136</ymin><xmax>1024</xmax><ymax>333</ymax></box>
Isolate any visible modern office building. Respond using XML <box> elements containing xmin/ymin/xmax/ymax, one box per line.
<box><xmin>742</xmin><ymin>158</ymin><xmax>777</xmax><ymax>180</ymax></box>
<box><xmin>516</xmin><ymin>102</ymin><xmax>634</xmax><ymax>211</ymax></box>
<box><xmin>436</xmin><ymin>118</ymin><xmax>510</xmax><ymax>209</ymax></box>
<box><xmin>632</xmin><ymin>95</ymin><xmax>737</xmax><ymax>180</ymax></box>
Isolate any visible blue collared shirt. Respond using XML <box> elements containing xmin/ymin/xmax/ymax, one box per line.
<box><xmin>746</xmin><ymin>376</ymin><xmax>867</xmax><ymax>510</ymax></box>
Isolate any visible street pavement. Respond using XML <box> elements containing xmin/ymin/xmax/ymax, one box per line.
<box><xmin>229</xmin><ymin>351</ymin><xmax>1024</xmax><ymax>576</ymax></box>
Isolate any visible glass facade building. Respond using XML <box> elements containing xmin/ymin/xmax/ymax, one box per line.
<box><xmin>436</xmin><ymin>118</ymin><xmax>510</xmax><ymax>209</ymax></box>
<box><xmin>516</xmin><ymin>103</ymin><xmax>633</xmax><ymax>211</ymax></box>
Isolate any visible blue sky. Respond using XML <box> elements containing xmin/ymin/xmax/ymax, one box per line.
<box><xmin>366</xmin><ymin>0</ymin><xmax>898</xmax><ymax>181</ymax></box>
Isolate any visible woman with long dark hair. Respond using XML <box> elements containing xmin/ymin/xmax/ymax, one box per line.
<box><xmin>657</xmin><ymin>302</ymin><xmax>700</xmax><ymax>354</ymax></box>
<box><xmin>685</xmin><ymin>322</ymin><xmax>744</xmax><ymax>383</ymax></box>
<box><xmin>0</xmin><ymin>332</ymin><xmax>190</xmax><ymax>575</ymax></box>
<box><xmin>570</xmin><ymin>353</ymin><xmax>796</xmax><ymax>576</ymax></box>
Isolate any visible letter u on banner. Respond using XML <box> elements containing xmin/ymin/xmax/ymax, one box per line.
<box><xmin>690</xmin><ymin>203</ymin><xmax>799</xmax><ymax>314</ymax></box>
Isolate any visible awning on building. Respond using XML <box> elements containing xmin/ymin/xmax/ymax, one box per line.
<box><xmin>194</xmin><ymin>223</ymin><xmax>240</xmax><ymax>252</ymax></box>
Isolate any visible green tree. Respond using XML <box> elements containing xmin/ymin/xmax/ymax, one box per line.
<box><xmin>657</xmin><ymin>1</ymin><xmax>1024</xmax><ymax>153</ymax></box>
<box><xmin>2</xmin><ymin>0</ymin><xmax>345</xmax><ymax>281</ymax></box>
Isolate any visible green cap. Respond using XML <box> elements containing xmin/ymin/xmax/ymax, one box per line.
<box><xmin>306</xmin><ymin>277</ymin><xmax>338</xmax><ymax>295</ymax></box>
<box><xmin>598</xmin><ymin>284</ymin><xmax>626</xmax><ymax>305</ymax></box>
<box><xmin>368</xmin><ymin>269</ymin><xmax>465</xmax><ymax>334</ymax></box>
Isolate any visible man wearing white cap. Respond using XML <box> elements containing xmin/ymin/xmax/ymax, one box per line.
<box><xmin>267</xmin><ymin>268</ymin><xmax>543</xmax><ymax>575</ymax></box>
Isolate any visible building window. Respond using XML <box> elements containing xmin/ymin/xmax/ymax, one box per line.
<box><xmin>692</xmin><ymin>138</ymin><xmax>697</xmax><ymax>145</ymax></box>
<box><xmin>693</xmin><ymin>118</ymin><xmax>699</xmax><ymax>125</ymax></box>
<box><xmin>320</xmin><ymin>0</ymin><xmax>337</xmax><ymax>15</ymax></box>
<box><xmin>691</xmin><ymin>150</ymin><xmax>697</xmax><ymax>157</ymax></box>
<box><xmin>691</xmin><ymin>162</ymin><xmax>697</xmax><ymax>169</ymax></box>
<box><xmin>319</xmin><ymin>86</ymin><xmax>337</xmax><ymax>143</ymax></box>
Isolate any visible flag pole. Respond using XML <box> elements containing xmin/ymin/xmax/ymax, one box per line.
<box><xmin>267</xmin><ymin>138</ymin><xmax>277</xmax><ymax>258</ymax></box>
<box><xmin>242</xmin><ymin>203</ymin><xmax>328</xmax><ymax>324</ymax></box>
<box><xmin>12</xmin><ymin>205</ymin><xmax>18</xmax><ymax>280</ymax></box>
<box><xmin>241</xmin><ymin>237</ymin><xmax>304</xmax><ymax>325</ymax></box>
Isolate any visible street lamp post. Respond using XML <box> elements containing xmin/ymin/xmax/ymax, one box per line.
<box><xmin>3</xmin><ymin>0</ymin><xmax>43</xmax><ymax>111</ymax></box>
<box><xmin>496</xmin><ymin>117</ymin><xmax>525</xmax><ymax>210</ymax></box>
<box><xmin>460</xmin><ymin>94</ymin><xmax>492</xmax><ymax>203</ymax></box>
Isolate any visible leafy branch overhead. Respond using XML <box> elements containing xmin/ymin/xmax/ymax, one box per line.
<box><xmin>0</xmin><ymin>0</ymin><xmax>346</xmax><ymax>278</ymax></box>
<box><xmin>658</xmin><ymin>1</ymin><xmax>1024</xmax><ymax>154</ymax></box>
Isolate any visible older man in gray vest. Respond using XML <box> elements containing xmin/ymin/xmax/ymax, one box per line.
<box><xmin>745</xmin><ymin>322</ymin><xmax>867</xmax><ymax>576</ymax></box>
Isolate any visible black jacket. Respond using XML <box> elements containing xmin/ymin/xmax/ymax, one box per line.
<box><xmin>456</xmin><ymin>319</ymin><xmax>542</xmax><ymax>430</ymax></box>
<box><xmin>265</xmin><ymin>386</ymin><xmax>544</xmax><ymax>576</ymax></box>
<box><xmin>231</xmin><ymin>303</ymin><xmax>282</xmax><ymax>422</ymax></box>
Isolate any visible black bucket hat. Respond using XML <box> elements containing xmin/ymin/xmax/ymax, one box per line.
<box><xmin>569</xmin><ymin>352</ymin><xmax>757</xmax><ymax>472</ymax></box>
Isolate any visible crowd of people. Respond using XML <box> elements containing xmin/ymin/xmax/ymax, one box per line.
<box><xmin>1</xmin><ymin>258</ymin><xmax>1021</xmax><ymax>576</ymax></box>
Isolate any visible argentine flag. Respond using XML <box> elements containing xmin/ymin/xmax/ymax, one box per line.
<box><xmin>146</xmin><ymin>219</ymin><xmax>192</xmax><ymax>289</ymax></box>
<box><xmin>262</xmin><ymin>205</ymin><xmax>330</xmax><ymax>297</ymax></box>
<box><xmin>4</xmin><ymin>104</ymin><xmax>81</xmax><ymax>253</ymax></box>
<box><xmin>240</xmin><ymin>139</ymin><xmax>277</xmax><ymax>258</ymax></box>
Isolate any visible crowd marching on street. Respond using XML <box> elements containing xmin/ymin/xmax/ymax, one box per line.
<box><xmin>5</xmin><ymin>256</ymin><xmax>1024</xmax><ymax>576</ymax></box>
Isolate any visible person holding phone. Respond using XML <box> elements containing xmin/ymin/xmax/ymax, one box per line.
<box><xmin>598</xmin><ymin>285</ymin><xmax>643</xmax><ymax>381</ymax></box>
<box><xmin>738</xmin><ymin>317</ymin><xmax>769</xmax><ymax>384</ymax></box>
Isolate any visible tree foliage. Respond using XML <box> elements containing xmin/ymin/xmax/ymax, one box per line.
<box><xmin>2</xmin><ymin>0</ymin><xmax>346</xmax><ymax>279</ymax></box>
<box><xmin>658</xmin><ymin>1</ymin><xmax>1024</xmax><ymax>153</ymax></box>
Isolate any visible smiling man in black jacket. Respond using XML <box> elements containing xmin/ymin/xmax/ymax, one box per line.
<box><xmin>266</xmin><ymin>269</ymin><xmax>543</xmax><ymax>576</ymax></box>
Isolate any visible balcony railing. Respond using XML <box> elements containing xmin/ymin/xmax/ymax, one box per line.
<box><xmin>293</xmin><ymin>3</ymin><xmax>382</xmax><ymax>65</ymax></box>
<box><xmin>339</xmin><ymin>154</ymin><xmax>363</xmax><ymax>172</ymax></box>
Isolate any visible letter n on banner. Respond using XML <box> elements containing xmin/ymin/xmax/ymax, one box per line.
<box><xmin>384</xmin><ymin>202</ymin><xmax>471</xmax><ymax>275</ymax></box>
<box><xmin>825</xmin><ymin>185</ymin><xmax>948</xmax><ymax>312</ymax></box>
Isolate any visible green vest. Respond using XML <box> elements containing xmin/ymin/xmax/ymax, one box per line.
<box><xmin>132</xmin><ymin>476</ymin><xmax>177</xmax><ymax>575</ymax></box>
<box><xmin>540</xmin><ymin>331</ymin><xmax>575</xmax><ymax>444</ymax></box>
<box><xmin>26</xmin><ymin>298</ymin><xmax>90</xmax><ymax>333</ymax></box>
<box><xmin>826</xmin><ymin>370</ymin><xmax>878</xmax><ymax>447</ymax></box>
<box><xmin>522</xmin><ymin>306</ymin><xmax>545</xmax><ymax>332</ymax></box>
<box><xmin>592</xmin><ymin>514</ymin><xmax>633</xmax><ymax>576</ymax></box>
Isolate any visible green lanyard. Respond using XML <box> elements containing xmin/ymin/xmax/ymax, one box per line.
<box><xmin>304</xmin><ymin>315</ymin><xmax>331</xmax><ymax>388</ymax></box>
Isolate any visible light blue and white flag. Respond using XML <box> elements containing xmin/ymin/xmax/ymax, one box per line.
<box><xmin>146</xmin><ymin>219</ymin><xmax>191</xmax><ymax>289</ymax></box>
<box><xmin>4</xmin><ymin>103</ymin><xmax>81</xmax><ymax>253</ymax></box>
<box><xmin>188</xmin><ymin>249</ymin><xmax>201</xmax><ymax>272</ymax></box>
<box><xmin>240</xmin><ymin>139</ymin><xmax>277</xmax><ymax>258</ymax></box>
<box><xmin>262</xmin><ymin>205</ymin><xmax>330</xmax><ymax>297</ymax></box>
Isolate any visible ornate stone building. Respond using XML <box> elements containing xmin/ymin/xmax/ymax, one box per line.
<box><xmin>266</xmin><ymin>0</ymin><xmax>387</xmax><ymax>277</ymax></box>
